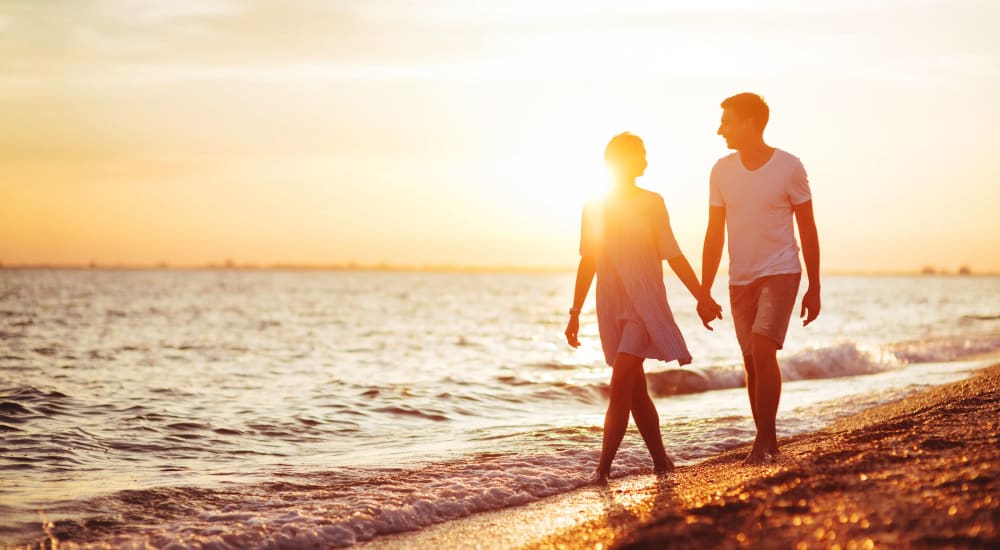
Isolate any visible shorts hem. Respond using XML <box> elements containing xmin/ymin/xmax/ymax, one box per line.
<box><xmin>729</xmin><ymin>270</ymin><xmax>803</xmax><ymax>288</ymax></box>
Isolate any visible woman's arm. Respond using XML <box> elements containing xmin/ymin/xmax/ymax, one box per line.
<box><xmin>667</xmin><ymin>254</ymin><xmax>704</xmax><ymax>302</ymax></box>
<box><xmin>668</xmin><ymin>254</ymin><xmax>722</xmax><ymax>329</ymax></box>
<box><xmin>565</xmin><ymin>255</ymin><xmax>596</xmax><ymax>348</ymax></box>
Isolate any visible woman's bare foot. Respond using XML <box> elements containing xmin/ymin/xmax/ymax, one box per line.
<box><xmin>588</xmin><ymin>469</ymin><xmax>610</xmax><ymax>484</ymax></box>
<box><xmin>653</xmin><ymin>456</ymin><xmax>675</xmax><ymax>473</ymax></box>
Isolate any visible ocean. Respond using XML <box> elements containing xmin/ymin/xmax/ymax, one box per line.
<box><xmin>2</xmin><ymin>269</ymin><xmax>999</xmax><ymax>548</ymax></box>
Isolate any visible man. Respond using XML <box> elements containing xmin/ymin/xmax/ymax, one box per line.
<box><xmin>699</xmin><ymin>92</ymin><xmax>821</xmax><ymax>465</ymax></box>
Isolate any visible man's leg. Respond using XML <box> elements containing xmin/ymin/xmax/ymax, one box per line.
<box><xmin>731</xmin><ymin>283</ymin><xmax>764</xmax><ymax>461</ymax></box>
<box><xmin>741</xmin><ymin>273</ymin><xmax>798</xmax><ymax>465</ymax></box>
<box><xmin>745</xmin><ymin>333</ymin><xmax>782</xmax><ymax>464</ymax></box>
<box><xmin>594</xmin><ymin>352</ymin><xmax>643</xmax><ymax>479</ymax></box>
<box><xmin>742</xmin><ymin>353</ymin><xmax>759</xmax><ymax>431</ymax></box>
<box><xmin>629</xmin><ymin>364</ymin><xmax>673</xmax><ymax>472</ymax></box>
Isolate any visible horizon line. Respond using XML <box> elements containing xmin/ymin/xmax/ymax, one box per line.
<box><xmin>0</xmin><ymin>262</ymin><xmax>996</xmax><ymax>277</ymax></box>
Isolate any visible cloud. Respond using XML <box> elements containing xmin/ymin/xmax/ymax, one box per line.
<box><xmin>1</xmin><ymin>1</ymin><xmax>996</xmax><ymax>89</ymax></box>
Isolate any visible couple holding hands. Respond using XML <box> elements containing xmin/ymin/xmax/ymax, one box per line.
<box><xmin>564</xmin><ymin>92</ymin><xmax>821</xmax><ymax>479</ymax></box>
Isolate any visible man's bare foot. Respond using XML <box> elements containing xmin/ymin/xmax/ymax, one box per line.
<box><xmin>743</xmin><ymin>448</ymin><xmax>770</xmax><ymax>465</ymax></box>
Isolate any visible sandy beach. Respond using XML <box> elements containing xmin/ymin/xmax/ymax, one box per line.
<box><xmin>367</xmin><ymin>363</ymin><xmax>1000</xmax><ymax>550</ymax></box>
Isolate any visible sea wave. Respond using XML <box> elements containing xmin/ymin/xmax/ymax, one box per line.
<box><xmin>645</xmin><ymin>342</ymin><xmax>900</xmax><ymax>397</ymax></box>
<box><xmin>15</xmin><ymin>448</ymin><xmax>654</xmax><ymax>549</ymax></box>
<box><xmin>889</xmin><ymin>332</ymin><xmax>1000</xmax><ymax>363</ymax></box>
<box><xmin>537</xmin><ymin>334</ymin><xmax>1000</xmax><ymax>400</ymax></box>
<box><xmin>672</xmin><ymin>333</ymin><xmax>1000</xmax><ymax>396</ymax></box>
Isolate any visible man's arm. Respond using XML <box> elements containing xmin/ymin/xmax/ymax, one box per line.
<box><xmin>794</xmin><ymin>200</ymin><xmax>821</xmax><ymax>326</ymax></box>
<box><xmin>699</xmin><ymin>206</ymin><xmax>726</xmax><ymax>329</ymax></box>
<box><xmin>701</xmin><ymin>206</ymin><xmax>726</xmax><ymax>291</ymax></box>
<box><xmin>565</xmin><ymin>255</ymin><xmax>596</xmax><ymax>348</ymax></box>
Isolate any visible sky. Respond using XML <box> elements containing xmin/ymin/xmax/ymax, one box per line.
<box><xmin>2</xmin><ymin>0</ymin><xmax>999</xmax><ymax>272</ymax></box>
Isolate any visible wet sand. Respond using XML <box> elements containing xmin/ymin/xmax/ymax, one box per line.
<box><xmin>367</xmin><ymin>364</ymin><xmax>1000</xmax><ymax>550</ymax></box>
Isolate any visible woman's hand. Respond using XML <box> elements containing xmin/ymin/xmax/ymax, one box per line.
<box><xmin>565</xmin><ymin>314</ymin><xmax>581</xmax><ymax>348</ymax></box>
<box><xmin>697</xmin><ymin>297</ymin><xmax>723</xmax><ymax>330</ymax></box>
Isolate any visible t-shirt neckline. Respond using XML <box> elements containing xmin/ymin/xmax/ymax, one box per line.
<box><xmin>738</xmin><ymin>148</ymin><xmax>778</xmax><ymax>173</ymax></box>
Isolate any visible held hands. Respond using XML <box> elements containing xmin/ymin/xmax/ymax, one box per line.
<box><xmin>697</xmin><ymin>296</ymin><xmax>723</xmax><ymax>330</ymax></box>
<box><xmin>800</xmin><ymin>286</ymin><xmax>821</xmax><ymax>326</ymax></box>
<box><xmin>564</xmin><ymin>314</ymin><xmax>581</xmax><ymax>348</ymax></box>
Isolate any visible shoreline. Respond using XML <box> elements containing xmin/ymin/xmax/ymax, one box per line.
<box><xmin>365</xmin><ymin>364</ymin><xmax>1000</xmax><ymax>549</ymax></box>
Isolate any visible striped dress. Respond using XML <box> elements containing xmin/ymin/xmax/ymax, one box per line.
<box><xmin>580</xmin><ymin>188</ymin><xmax>692</xmax><ymax>367</ymax></box>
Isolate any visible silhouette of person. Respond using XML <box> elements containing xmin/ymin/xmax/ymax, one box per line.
<box><xmin>698</xmin><ymin>93</ymin><xmax>822</xmax><ymax>465</ymax></box>
<box><xmin>565</xmin><ymin>132</ymin><xmax>722</xmax><ymax>481</ymax></box>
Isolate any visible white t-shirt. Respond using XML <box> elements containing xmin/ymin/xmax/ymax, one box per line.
<box><xmin>709</xmin><ymin>148</ymin><xmax>811</xmax><ymax>286</ymax></box>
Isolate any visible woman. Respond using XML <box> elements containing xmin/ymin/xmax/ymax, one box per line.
<box><xmin>565</xmin><ymin>132</ymin><xmax>721</xmax><ymax>480</ymax></box>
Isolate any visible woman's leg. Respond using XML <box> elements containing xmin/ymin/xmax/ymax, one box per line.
<box><xmin>629</xmin><ymin>366</ymin><xmax>673</xmax><ymax>471</ymax></box>
<box><xmin>594</xmin><ymin>352</ymin><xmax>643</xmax><ymax>479</ymax></box>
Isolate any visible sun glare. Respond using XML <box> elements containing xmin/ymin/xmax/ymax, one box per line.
<box><xmin>496</xmin><ymin>98</ymin><xmax>647</xmax><ymax>227</ymax></box>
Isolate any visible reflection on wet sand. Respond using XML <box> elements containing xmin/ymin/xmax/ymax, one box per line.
<box><xmin>370</xmin><ymin>363</ymin><xmax>1000</xmax><ymax>549</ymax></box>
<box><xmin>540</xmin><ymin>364</ymin><xmax>1000</xmax><ymax>550</ymax></box>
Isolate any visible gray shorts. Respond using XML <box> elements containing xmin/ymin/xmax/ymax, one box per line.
<box><xmin>729</xmin><ymin>272</ymin><xmax>801</xmax><ymax>356</ymax></box>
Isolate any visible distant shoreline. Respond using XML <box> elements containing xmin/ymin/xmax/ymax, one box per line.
<box><xmin>0</xmin><ymin>263</ymin><xmax>573</xmax><ymax>274</ymax></box>
<box><xmin>0</xmin><ymin>264</ymin><xmax>997</xmax><ymax>276</ymax></box>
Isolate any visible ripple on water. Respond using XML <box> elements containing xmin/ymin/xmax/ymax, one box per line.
<box><xmin>0</xmin><ymin>401</ymin><xmax>35</xmax><ymax>416</ymax></box>
<box><xmin>373</xmin><ymin>405</ymin><xmax>451</xmax><ymax>422</ymax></box>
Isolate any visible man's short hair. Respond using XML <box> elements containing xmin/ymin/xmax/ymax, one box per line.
<box><xmin>721</xmin><ymin>93</ymin><xmax>769</xmax><ymax>130</ymax></box>
<box><xmin>604</xmin><ymin>132</ymin><xmax>645</xmax><ymax>167</ymax></box>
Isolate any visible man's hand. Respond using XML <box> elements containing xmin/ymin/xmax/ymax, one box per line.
<box><xmin>565</xmin><ymin>315</ymin><xmax>581</xmax><ymax>348</ymax></box>
<box><xmin>697</xmin><ymin>297</ymin><xmax>723</xmax><ymax>330</ymax></box>
<box><xmin>800</xmin><ymin>286</ymin><xmax>821</xmax><ymax>326</ymax></box>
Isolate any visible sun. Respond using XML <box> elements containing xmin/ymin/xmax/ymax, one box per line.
<box><xmin>496</xmin><ymin>97</ymin><xmax>649</xmax><ymax>228</ymax></box>
<box><xmin>501</xmin><ymin>128</ymin><xmax>609</xmax><ymax>211</ymax></box>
